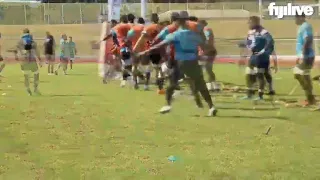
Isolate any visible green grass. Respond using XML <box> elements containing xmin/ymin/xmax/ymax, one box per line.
<box><xmin>1</xmin><ymin>64</ymin><xmax>320</xmax><ymax>179</ymax></box>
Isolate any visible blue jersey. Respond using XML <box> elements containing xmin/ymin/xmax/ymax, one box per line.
<box><xmin>164</xmin><ymin>28</ymin><xmax>203</xmax><ymax>61</ymax></box>
<box><xmin>246</xmin><ymin>28</ymin><xmax>274</xmax><ymax>56</ymax></box>
<box><xmin>296</xmin><ymin>22</ymin><xmax>314</xmax><ymax>59</ymax></box>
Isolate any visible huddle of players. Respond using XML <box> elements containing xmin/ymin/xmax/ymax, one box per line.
<box><xmin>102</xmin><ymin>11</ymin><xmax>218</xmax><ymax>116</ymax></box>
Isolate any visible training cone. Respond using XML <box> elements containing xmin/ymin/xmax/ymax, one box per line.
<box><xmin>157</xmin><ymin>89</ymin><xmax>166</xmax><ymax>95</ymax></box>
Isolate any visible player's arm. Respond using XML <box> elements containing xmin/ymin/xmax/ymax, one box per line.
<box><xmin>302</xmin><ymin>26</ymin><xmax>313</xmax><ymax>57</ymax></box>
<box><xmin>140</xmin><ymin>33</ymin><xmax>174</xmax><ymax>55</ymax></box>
<box><xmin>133</xmin><ymin>27</ymin><xmax>150</xmax><ymax>52</ymax></box>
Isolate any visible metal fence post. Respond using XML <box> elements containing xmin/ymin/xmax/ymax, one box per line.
<box><xmin>80</xmin><ymin>3</ymin><xmax>83</xmax><ymax>24</ymax></box>
<box><xmin>61</xmin><ymin>4</ymin><xmax>65</xmax><ymax>24</ymax></box>
<box><xmin>24</xmin><ymin>4</ymin><xmax>27</xmax><ymax>25</ymax></box>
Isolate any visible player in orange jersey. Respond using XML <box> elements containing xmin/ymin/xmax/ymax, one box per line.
<box><xmin>133</xmin><ymin>13</ymin><xmax>165</xmax><ymax>94</ymax></box>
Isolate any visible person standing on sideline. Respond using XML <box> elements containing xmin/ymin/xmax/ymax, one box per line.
<box><xmin>55</xmin><ymin>34</ymin><xmax>69</xmax><ymax>75</ymax></box>
<box><xmin>68</xmin><ymin>36</ymin><xmax>77</xmax><ymax>70</ymax></box>
<box><xmin>138</xmin><ymin>11</ymin><xmax>217</xmax><ymax>116</ymax></box>
<box><xmin>44</xmin><ymin>31</ymin><xmax>55</xmax><ymax>75</ymax></box>
<box><xmin>293</xmin><ymin>13</ymin><xmax>316</xmax><ymax>106</ymax></box>
<box><xmin>0</xmin><ymin>33</ymin><xmax>5</xmax><ymax>78</ymax></box>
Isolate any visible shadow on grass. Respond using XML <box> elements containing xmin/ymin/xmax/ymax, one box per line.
<box><xmin>45</xmin><ymin>94</ymin><xmax>97</xmax><ymax>97</ymax></box>
<box><xmin>67</xmin><ymin>73</ymin><xmax>87</xmax><ymax>76</ymax></box>
<box><xmin>200</xmin><ymin>115</ymin><xmax>289</xmax><ymax>120</ymax></box>
<box><xmin>217</xmin><ymin>106</ymin><xmax>280</xmax><ymax>111</ymax></box>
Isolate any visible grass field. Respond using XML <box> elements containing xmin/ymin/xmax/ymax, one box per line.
<box><xmin>1</xmin><ymin>63</ymin><xmax>320</xmax><ymax>179</ymax></box>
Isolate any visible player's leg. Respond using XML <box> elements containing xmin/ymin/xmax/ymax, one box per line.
<box><xmin>255</xmin><ymin>55</ymin><xmax>270</xmax><ymax>100</ymax></box>
<box><xmin>0</xmin><ymin>56</ymin><xmax>6</xmax><ymax>77</ymax></box>
<box><xmin>203</xmin><ymin>59</ymin><xmax>218</xmax><ymax>91</ymax></box>
<box><xmin>54</xmin><ymin>57</ymin><xmax>63</xmax><ymax>75</ymax></box>
<box><xmin>241</xmin><ymin>55</ymin><xmax>257</xmax><ymax>99</ymax></box>
<box><xmin>31</xmin><ymin>62</ymin><xmax>41</xmax><ymax>94</ymax></box>
<box><xmin>159</xmin><ymin>61</ymin><xmax>180</xmax><ymax>113</ymax></box>
<box><xmin>20</xmin><ymin>62</ymin><xmax>32</xmax><ymax>95</ymax></box>
<box><xmin>62</xmin><ymin>57</ymin><xmax>68</xmax><ymax>75</ymax></box>
<box><xmin>182</xmin><ymin>60</ymin><xmax>217</xmax><ymax>116</ymax></box>
<box><xmin>150</xmin><ymin>53</ymin><xmax>165</xmax><ymax>94</ymax></box>
<box><xmin>265</xmin><ymin>70</ymin><xmax>275</xmax><ymax>95</ymax></box>
<box><xmin>120</xmin><ymin>48</ymin><xmax>132</xmax><ymax>87</ymax></box>
<box><xmin>69</xmin><ymin>58</ymin><xmax>73</xmax><ymax>70</ymax></box>
<box><xmin>293</xmin><ymin>61</ymin><xmax>316</xmax><ymax>105</ymax></box>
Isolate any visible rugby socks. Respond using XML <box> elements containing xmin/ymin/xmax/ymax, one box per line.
<box><xmin>264</xmin><ymin>71</ymin><xmax>274</xmax><ymax>93</ymax></box>
<box><xmin>245</xmin><ymin>74</ymin><xmax>257</xmax><ymax>97</ymax></box>
<box><xmin>303</xmin><ymin>75</ymin><xmax>315</xmax><ymax>104</ymax></box>
<box><xmin>257</xmin><ymin>73</ymin><xmax>265</xmax><ymax>99</ymax></box>
<box><xmin>145</xmin><ymin>72</ymin><xmax>151</xmax><ymax>86</ymax></box>
<box><xmin>34</xmin><ymin>73</ymin><xmax>39</xmax><ymax>91</ymax></box>
<box><xmin>24</xmin><ymin>74</ymin><xmax>32</xmax><ymax>95</ymax></box>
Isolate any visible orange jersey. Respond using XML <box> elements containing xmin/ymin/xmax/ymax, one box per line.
<box><xmin>112</xmin><ymin>23</ymin><xmax>131</xmax><ymax>48</ymax></box>
<box><xmin>127</xmin><ymin>24</ymin><xmax>146</xmax><ymax>51</ymax></box>
<box><xmin>143</xmin><ymin>23</ymin><xmax>162</xmax><ymax>40</ymax></box>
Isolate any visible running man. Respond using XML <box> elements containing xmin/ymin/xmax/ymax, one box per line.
<box><xmin>44</xmin><ymin>31</ymin><xmax>55</xmax><ymax>75</ymax></box>
<box><xmin>293</xmin><ymin>13</ymin><xmax>316</xmax><ymax>106</ymax></box>
<box><xmin>242</xmin><ymin>16</ymin><xmax>275</xmax><ymax>100</ymax></box>
<box><xmin>0</xmin><ymin>33</ymin><xmax>5</xmax><ymax>77</ymax></box>
<box><xmin>133</xmin><ymin>13</ymin><xmax>165</xmax><ymax>94</ymax></box>
<box><xmin>138</xmin><ymin>11</ymin><xmax>217</xmax><ymax>116</ymax></box>
<box><xmin>55</xmin><ymin>34</ymin><xmax>69</xmax><ymax>75</ymax></box>
<box><xmin>68</xmin><ymin>36</ymin><xmax>77</xmax><ymax>70</ymax></box>
<box><xmin>127</xmin><ymin>17</ymin><xmax>149</xmax><ymax>89</ymax></box>
<box><xmin>14</xmin><ymin>28</ymin><xmax>43</xmax><ymax>95</ymax></box>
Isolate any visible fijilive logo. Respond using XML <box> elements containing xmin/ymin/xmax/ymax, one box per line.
<box><xmin>268</xmin><ymin>2</ymin><xmax>314</xmax><ymax>19</ymax></box>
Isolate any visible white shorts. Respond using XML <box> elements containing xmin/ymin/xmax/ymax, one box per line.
<box><xmin>70</xmin><ymin>57</ymin><xmax>75</xmax><ymax>61</ymax></box>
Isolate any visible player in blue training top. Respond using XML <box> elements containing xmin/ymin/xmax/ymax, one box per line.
<box><xmin>293</xmin><ymin>13</ymin><xmax>316</xmax><ymax>106</ymax></box>
<box><xmin>138</xmin><ymin>11</ymin><xmax>217</xmax><ymax>117</ymax></box>
<box><xmin>241</xmin><ymin>16</ymin><xmax>276</xmax><ymax>100</ymax></box>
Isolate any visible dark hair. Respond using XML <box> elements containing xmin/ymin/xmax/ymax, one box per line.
<box><xmin>171</xmin><ymin>12</ymin><xmax>179</xmax><ymax>22</ymax></box>
<box><xmin>151</xmin><ymin>13</ymin><xmax>159</xmax><ymax>23</ymax></box>
<box><xmin>198</xmin><ymin>20</ymin><xmax>208</xmax><ymax>26</ymax></box>
<box><xmin>120</xmin><ymin>15</ymin><xmax>128</xmax><ymax>23</ymax></box>
<box><xmin>189</xmin><ymin>16</ymin><xmax>198</xmax><ymax>22</ymax></box>
<box><xmin>137</xmin><ymin>17</ymin><xmax>145</xmax><ymax>24</ymax></box>
<box><xmin>249</xmin><ymin>16</ymin><xmax>260</xmax><ymax>24</ymax></box>
<box><xmin>111</xmin><ymin>19</ymin><xmax>118</xmax><ymax>24</ymax></box>
<box><xmin>128</xmin><ymin>13</ymin><xmax>135</xmax><ymax>23</ymax></box>
<box><xmin>295</xmin><ymin>13</ymin><xmax>306</xmax><ymax>18</ymax></box>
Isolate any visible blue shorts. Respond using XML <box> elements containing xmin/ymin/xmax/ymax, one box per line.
<box><xmin>120</xmin><ymin>47</ymin><xmax>130</xmax><ymax>60</ymax></box>
<box><xmin>249</xmin><ymin>54</ymin><xmax>270</xmax><ymax>69</ymax></box>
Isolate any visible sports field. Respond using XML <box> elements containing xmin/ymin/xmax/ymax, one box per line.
<box><xmin>1</xmin><ymin>62</ymin><xmax>320</xmax><ymax>179</ymax></box>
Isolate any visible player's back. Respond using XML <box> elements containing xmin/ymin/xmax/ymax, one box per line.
<box><xmin>113</xmin><ymin>23</ymin><xmax>131</xmax><ymax>38</ymax></box>
<box><xmin>128</xmin><ymin>24</ymin><xmax>145</xmax><ymax>47</ymax></box>
<box><xmin>186</xmin><ymin>21</ymin><xmax>202</xmax><ymax>32</ymax></box>
<box><xmin>144</xmin><ymin>23</ymin><xmax>161</xmax><ymax>40</ymax></box>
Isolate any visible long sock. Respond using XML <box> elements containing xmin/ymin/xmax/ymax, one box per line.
<box><xmin>245</xmin><ymin>74</ymin><xmax>256</xmax><ymax>97</ymax></box>
<box><xmin>158</xmin><ymin>78</ymin><xmax>164</xmax><ymax>90</ymax></box>
<box><xmin>303</xmin><ymin>75</ymin><xmax>315</xmax><ymax>103</ymax></box>
<box><xmin>257</xmin><ymin>73</ymin><xmax>265</xmax><ymax>99</ymax></box>
<box><xmin>145</xmin><ymin>72</ymin><xmax>150</xmax><ymax>86</ymax></box>
<box><xmin>34</xmin><ymin>73</ymin><xmax>39</xmax><ymax>90</ymax></box>
<box><xmin>55</xmin><ymin>63</ymin><xmax>61</xmax><ymax>71</ymax></box>
<box><xmin>165</xmin><ymin>84</ymin><xmax>175</xmax><ymax>106</ymax></box>
<box><xmin>24</xmin><ymin>74</ymin><xmax>30</xmax><ymax>89</ymax></box>
<box><xmin>70</xmin><ymin>61</ymin><xmax>73</xmax><ymax>69</ymax></box>
<box><xmin>264</xmin><ymin>71</ymin><xmax>273</xmax><ymax>92</ymax></box>
<box><xmin>0</xmin><ymin>63</ymin><xmax>6</xmax><ymax>73</ymax></box>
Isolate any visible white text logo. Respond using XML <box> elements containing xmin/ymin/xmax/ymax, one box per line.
<box><xmin>268</xmin><ymin>2</ymin><xmax>314</xmax><ymax>19</ymax></box>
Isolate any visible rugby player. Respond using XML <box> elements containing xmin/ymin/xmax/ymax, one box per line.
<box><xmin>293</xmin><ymin>13</ymin><xmax>316</xmax><ymax>106</ymax></box>
<box><xmin>68</xmin><ymin>36</ymin><xmax>77</xmax><ymax>70</ymax></box>
<box><xmin>197</xmin><ymin>19</ymin><xmax>218</xmax><ymax>91</ymax></box>
<box><xmin>139</xmin><ymin>11</ymin><xmax>217</xmax><ymax>116</ymax></box>
<box><xmin>0</xmin><ymin>33</ymin><xmax>5</xmax><ymax>78</ymax></box>
<box><xmin>241</xmin><ymin>16</ymin><xmax>275</xmax><ymax>100</ymax></box>
<box><xmin>44</xmin><ymin>31</ymin><xmax>55</xmax><ymax>75</ymax></box>
<box><xmin>127</xmin><ymin>17</ymin><xmax>149</xmax><ymax>90</ymax></box>
<box><xmin>133</xmin><ymin>13</ymin><xmax>166</xmax><ymax>94</ymax></box>
<box><xmin>54</xmin><ymin>34</ymin><xmax>69</xmax><ymax>75</ymax></box>
<box><xmin>14</xmin><ymin>29</ymin><xmax>43</xmax><ymax>95</ymax></box>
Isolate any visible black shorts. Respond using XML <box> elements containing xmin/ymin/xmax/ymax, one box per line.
<box><xmin>149</xmin><ymin>53</ymin><xmax>162</xmax><ymax>65</ymax></box>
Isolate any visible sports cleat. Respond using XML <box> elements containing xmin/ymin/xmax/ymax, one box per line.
<box><xmin>34</xmin><ymin>89</ymin><xmax>42</xmax><ymax>95</ymax></box>
<box><xmin>120</xmin><ymin>80</ymin><xmax>126</xmax><ymax>87</ymax></box>
<box><xmin>208</xmin><ymin>107</ymin><xmax>218</xmax><ymax>116</ymax></box>
<box><xmin>253</xmin><ymin>97</ymin><xmax>263</xmax><ymax>101</ymax></box>
<box><xmin>159</xmin><ymin>105</ymin><xmax>171</xmax><ymax>114</ymax></box>
<box><xmin>54</xmin><ymin>71</ymin><xmax>58</xmax><ymax>75</ymax></box>
<box><xmin>27</xmin><ymin>88</ymin><xmax>32</xmax><ymax>96</ymax></box>
<box><xmin>102</xmin><ymin>79</ymin><xmax>107</xmax><ymax>84</ymax></box>
<box><xmin>157</xmin><ymin>89</ymin><xmax>166</xmax><ymax>95</ymax></box>
<box><xmin>239</xmin><ymin>96</ymin><xmax>252</xmax><ymax>100</ymax></box>
<box><xmin>267</xmin><ymin>90</ymin><xmax>276</xmax><ymax>95</ymax></box>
